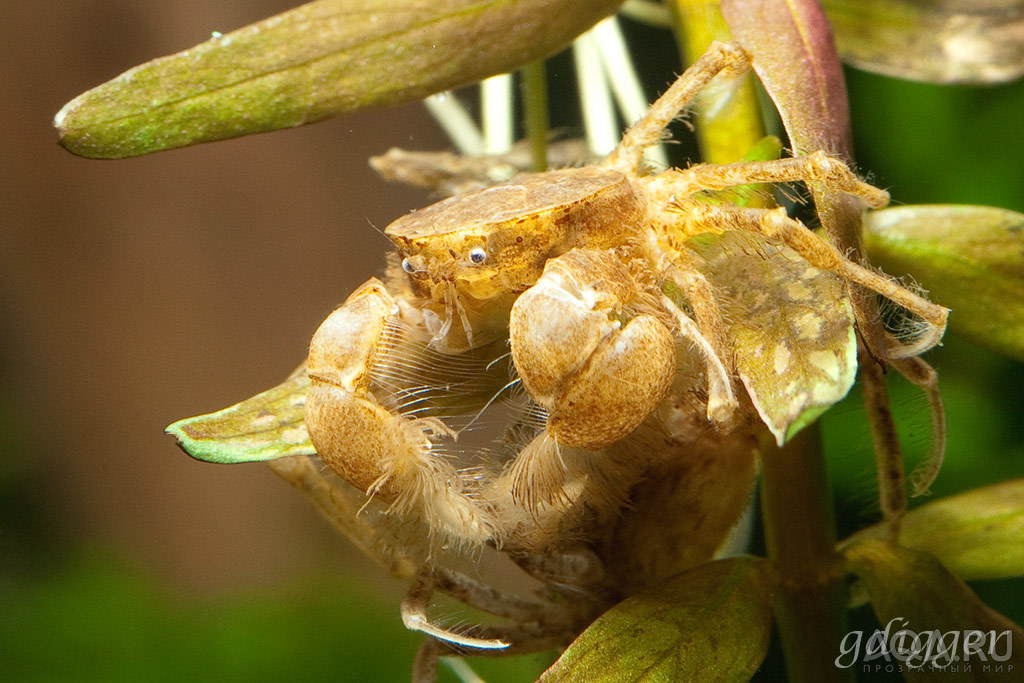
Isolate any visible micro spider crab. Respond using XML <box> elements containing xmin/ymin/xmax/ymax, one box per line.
<box><xmin>172</xmin><ymin>41</ymin><xmax>949</xmax><ymax>679</ymax></box>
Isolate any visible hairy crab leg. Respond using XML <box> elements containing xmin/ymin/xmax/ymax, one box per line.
<box><xmin>266</xmin><ymin>455</ymin><xmax>417</xmax><ymax>580</ymax></box>
<box><xmin>603</xmin><ymin>40</ymin><xmax>752</xmax><ymax>173</ymax></box>
<box><xmin>659</xmin><ymin>293</ymin><xmax>738</xmax><ymax>424</ymax></box>
<box><xmin>647</xmin><ymin>151</ymin><xmax>891</xmax><ymax>209</ymax></box>
<box><xmin>649</xmin><ymin>202</ymin><xmax>949</xmax><ymax>356</ymax></box>
<box><xmin>891</xmin><ymin>355</ymin><xmax>946</xmax><ymax>497</ymax></box>
<box><xmin>401</xmin><ymin>570</ymin><xmax>511</xmax><ymax>650</ymax></box>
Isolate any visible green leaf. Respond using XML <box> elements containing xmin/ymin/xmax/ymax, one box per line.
<box><xmin>825</xmin><ymin>0</ymin><xmax>1024</xmax><ymax>85</ymax></box>
<box><xmin>863</xmin><ymin>204</ymin><xmax>1024</xmax><ymax>362</ymax></box>
<box><xmin>841</xmin><ymin>479</ymin><xmax>1024</xmax><ymax>581</ymax></box>
<box><xmin>55</xmin><ymin>0</ymin><xmax>624</xmax><ymax>158</ymax></box>
<box><xmin>844</xmin><ymin>540</ymin><xmax>1024</xmax><ymax>678</ymax></box>
<box><xmin>540</xmin><ymin>557</ymin><xmax>774</xmax><ymax>682</ymax></box>
<box><xmin>694</xmin><ymin>235</ymin><xmax>858</xmax><ymax>445</ymax></box>
<box><xmin>166</xmin><ymin>372</ymin><xmax>313</xmax><ymax>463</ymax></box>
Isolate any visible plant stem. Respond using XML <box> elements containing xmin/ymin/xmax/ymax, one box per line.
<box><xmin>759</xmin><ymin>425</ymin><xmax>853</xmax><ymax>683</ymax></box>
<box><xmin>519</xmin><ymin>60</ymin><xmax>549</xmax><ymax>171</ymax></box>
<box><xmin>666</xmin><ymin>0</ymin><xmax>765</xmax><ymax>165</ymax></box>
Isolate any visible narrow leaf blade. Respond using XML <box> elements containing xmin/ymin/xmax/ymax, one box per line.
<box><xmin>541</xmin><ymin>557</ymin><xmax>774</xmax><ymax>682</ymax></box>
<box><xmin>844</xmin><ymin>540</ymin><xmax>1024</xmax><ymax>677</ymax></box>
<box><xmin>841</xmin><ymin>479</ymin><xmax>1024</xmax><ymax>581</ymax></box>
<box><xmin>55</xmin><ymin>0</ymin><xmax>624</xmax><ymax>158</ymax></box>
<box><xmin>166</xmin><ymin>372</ymin><xmax>313</xmax><ymax>463</ymax></box>
<box><xmin>863</xmin><ymin>204</ymin><xmax>1024</xmax><ymax>362</ymax></box>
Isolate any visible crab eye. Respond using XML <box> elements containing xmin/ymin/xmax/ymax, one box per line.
<box><xmin>401</xmin><ymin>257</ymin><xmax>417</xmax><ymax>274</ymax></box>
<box><xmin>468</xmin><ymin>247</ymin><xmax>487</xmax><ymax>265</ymax></box>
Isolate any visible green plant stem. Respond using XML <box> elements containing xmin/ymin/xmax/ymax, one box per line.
<box><xmin>666</xmin><ymin>0</ymin><xmax>765</xmax><ymax>165</ymax></box>
<box><xmin>519</xmin><ymin>60</ymin><xmax>549</xmax><ymax>172</ymax></box>
<box><xmin>760</xmin><ymin>424</ymin><xmax>852</xmax><ymax>683</ymax></box>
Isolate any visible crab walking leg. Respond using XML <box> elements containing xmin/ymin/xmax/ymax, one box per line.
<box><xmin>891</xmin><ymin>355</ymin><xmax>946</xmax><ymax>497</ymax></box>
<box><xmin>401</xmin><ymin>569</ymin><xmax>511</xmax><ymax>650</ymax></box>
<box><xmin>654</xmin><ymin>245</ymin><xmax>738</xmax><ymax>423</ymax></box>
<box><xmin>859</xmin><ymin>343</ymin><xmax>906</xmax><ymax>541</ymax></box>
<box><xmin>646</xmin><ymin>150</ymin><xmax>891</xmax><ymax>209</ymax></box>
<box><xmin>305</xmin><ymin>279</ymin><xmax>496</xmax><ymax>548</ymax></box>
<box><xmin>660</xmin><ymin>294</ymin><xmax>738</xmax><ymax>424</ymax></box>
<box><xmin>431</xmin><ymin>566</ymin><xmax>570</xmax><ymax>625</ymax></box>
<box><xmin>412</xmin><ymin>621</ymin><xmax>577</xmax><ymax>683</ymax></box>
<box><xmin>651</xmin><ymin>202</ymin><xmax>950</xmax><ymax>350</ymax></box>
<box><xmin>266</xmin><ymin>455</ymin><xmax>417</xmax><ymax>580</ymax></box>
<box><xmin>603</xmin><ymin>40</ymin><xmax>751</xmax><ymax>173</ymax></box>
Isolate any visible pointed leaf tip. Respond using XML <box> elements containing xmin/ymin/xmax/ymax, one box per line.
<box><xmin>167</xmin><ymin>372</ymin><xmax>314</xmax><ymax>463</ymax></box>
<box><xmin>55</xmin><ymin>0</ymin><xmax>625</xmax><ymax>158</ymax></box>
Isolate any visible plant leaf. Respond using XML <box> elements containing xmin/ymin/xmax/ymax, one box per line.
<box><xmin>721</xmin><ymin>0</ymin><xmax>851</xmax><ymax>158</ymax></box>
<box><xmin>693</xmin><ymin>235</ymin><xmax>858</xmax><ymax>445</ymax></box>
<box><xmin>540</xmin><ymin>557</ymin><xmax>774</xmax><ymax>682</ymax></box>
<box><xmin>844</xmin><ymin>540</ymin><xmax>1024</xmax><ymax>676</ymax></box>
<box><xmin>841</xmin><ymin>479</ymin><xmax>1024</xmax><ymax>581</ymax></box>
<box><xmin>166</xmin><ymin>372</ymin><xmax>313</xmax><ymax>463</ymax></box>
<box><xmin>825</xmin><ymin>0</ymin><xmax>1024</xmax><ymax>85</ymax></box>
<box><xmin>721</xmin><ymin>0</ymin><xmax>878</xmax><ymax>359</ymax></box>
<box><xmin>863</xmin><ymin>204</ymin><xmax>1024</xmax><ymax>362</ymax></box>
<box><xmin>55</xmin><ymin>0</ymin><xmax>624</xmax><ymax>158</ymax></box>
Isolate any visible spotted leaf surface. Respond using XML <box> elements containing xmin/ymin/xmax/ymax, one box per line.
<box><xmin>826</xmin><ymin>0</ymin><xmax>1024</xmax><ymax>85</ymax></box>
<box><xmin>697</xmin><ymin>235</ymin><xmax>858</xmax><ymax>445</ymax></box>
<box><xmin>166</xmin><ymin>372</ymin><xmax>313</xmax><ymax>463</ymax></box>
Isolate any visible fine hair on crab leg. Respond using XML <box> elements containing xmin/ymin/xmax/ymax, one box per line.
<box><xmin>649</xmin><ymin>150</ymin><xmax>891</xmax><ymax>209</ymax></box>
<box><xmin>412</xmin><ymin>625</ymin><xmax>577</xmax><ymax>683</ymax></box>
<box><xmin>430</xmin><ymin>566</ymin><xmax>568</xmax><ymax>625</ymax></box>
<box><xmin>651</xmin><ymin>202</ymin><xmax>950</xmax><ymax>347</ymax></box>
<box><xmin>603</xmin><ymin>40</ymin><xmax>751</xmax><ymax>173</ymax></box>
<box><xmin>891</xmin><ymin>355</ymin><xmax>946</xmax><ymax>497</ymax></box>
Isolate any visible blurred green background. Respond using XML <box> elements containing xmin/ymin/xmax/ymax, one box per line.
<box><xmin>1</xmin><ymin>3</ymin><xmax>1022</xmax><ymax>681</ymax></box>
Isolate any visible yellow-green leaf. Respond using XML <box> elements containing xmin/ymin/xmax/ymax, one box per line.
<box><xmin>540</xmin><ymin>557</ymin><xmax>774</xmax><ymax>682</ymax></box>
<box><xmin>841</xmin><ymin>479</ymin><xmax>1024</xmax><ymax>581</ymax></box>
<box><xmin>55</xmin><ymin>0</ymin><xmax>624</xmax><ymax>158</ymax></box>
<box><xmin>694</xmin><ymin>235</ymin><xmax>858</xmax><ymax>445</ymax></box>
<box><xmin>844</xmin><ymin>540</ymin><xmax>1024</xmax><ymax>678</ymax></box>
<box><xmin>166</xmin><ymin>372</ymin><xmax>313</xmax><ymax>463</ymax></box>
<box><xmin>825</xmin><ymin>0</ymin><xmax>1024</xmax><ymax>85</ymax></box>
<box><xmin>863</xmin><ymin>204</ymin><xmax>1024</xmax><ymax>362</ymax></box>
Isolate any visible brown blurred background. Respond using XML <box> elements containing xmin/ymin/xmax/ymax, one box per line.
<box><xmin>2</xmin><ymin>0</ymin><xmax>446</xmax><ymax>593</ymax></box>
<box><xmin>5</xmin><ymin>3</ymin><xmax>1024</xmax><ymax>681</ymax></box>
